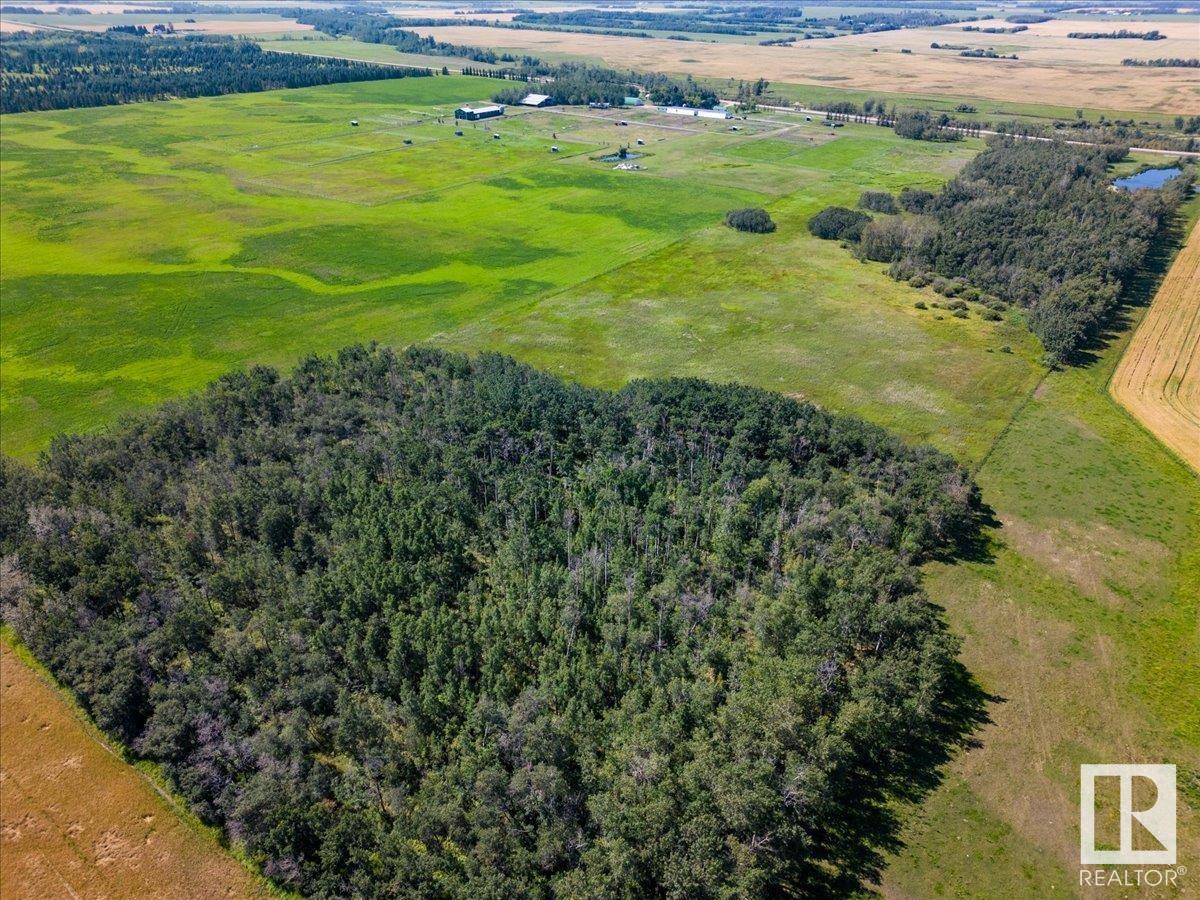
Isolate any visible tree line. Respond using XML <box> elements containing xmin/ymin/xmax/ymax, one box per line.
<box><xmin>488</xmin><ymin>62</ymin><xmax>719</xmax><ymax>109</ymax></box>
<box><xmin>1067</xmin><ymin>29</ymin><xmax>1165</xmax><ymax>40</ymax></box>
<box><xmin>292</xmin><ymin>9</ymin><xmax>507</xmax><ymax>64</ymax></box>
<box><xmin>812</xmin><ymin>139</ymin><xmax>1192</xmax><ymax>363</ymax></box>
<box><xmin>2</xmin><ymin>345</ymin><xmax>985</xmax><ymax>898</ymax></box>
<box><xmin>0</xmin><ymin>32</ymin><xmax>429</xmax><ymax>114</ymax></box>
<box><xmin>1121</xmin><ymin>57</ymin><xmax>1200</xmax><ymax>67</ymax></box>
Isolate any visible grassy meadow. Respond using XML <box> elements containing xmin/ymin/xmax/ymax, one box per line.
<box><xmin>2</xmin><ymin>72</ymin><xmax>1196</xmax><ymax>896</ymax></box>
<box><xmin>1</xmin><ymin>75</ymin><xmax>1037</xmax><ymax>462</ymax></box>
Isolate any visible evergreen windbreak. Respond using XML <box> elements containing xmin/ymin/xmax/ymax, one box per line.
<box><xmin>2</xmin><ymin>346</ymin><xmax>982</xmax><ymax>897</ymax></box>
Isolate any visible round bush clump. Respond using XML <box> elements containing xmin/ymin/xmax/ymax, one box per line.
<box><xmin>858</xmin><ymin>190</ymin><xmax>898</xmax><ymax>214</ymax></box>
<box><xmin>725</xmin><ymin>207</ymin><xmax>776</xmax><ymax>233</ymax></box>
<box><xmin>808</xmin><ymin>206</ymin><xmax>871</xmax><ymax>241</ymax></box>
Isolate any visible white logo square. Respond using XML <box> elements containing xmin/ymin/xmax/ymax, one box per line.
<box><xmin>1080</xmin><ymin>764</ymin><xmax>1176</xmax><ymax>865</ymax></box>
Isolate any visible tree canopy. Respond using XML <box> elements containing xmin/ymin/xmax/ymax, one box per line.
<box><xmin>0</xmin><ymin>32</ymin><xmax>429</xmax><ymax>114</ymax></box>
<box><xmin>2</xmin><ymin>346</ymin><xmax>984</xmax><ymax>897</ymax></box>
<box><xmin>725</xmin><ymin>207</ymin><xmax>777</xmax><ymax>233</ymax></box>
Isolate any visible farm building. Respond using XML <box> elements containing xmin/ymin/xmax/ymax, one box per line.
<box><xmin>623</xmin><ymin>96</ymin><xmax>644</xmax><ymax>107</ymax></box>
<box><xmin>455</xmin><ymin>104</ymin><xmax>505</xmax><ymax>121</ymax></box>
<box><xmin>520</xmin><ymin>93</ymin><xmax>553</xmax><ymax>107</ymax></box>
<box><xmin>658</xmin><ymin>106</ymin><xmax>733</xmax><ymax>120</ymax></box>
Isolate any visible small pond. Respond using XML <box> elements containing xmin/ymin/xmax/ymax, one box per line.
<box><xmin>1113</xmin><ymin>166</ymin><xmax>1181</xmax><ymax>191</ymax></box>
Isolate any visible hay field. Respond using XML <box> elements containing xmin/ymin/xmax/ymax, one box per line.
<box><xmin>0</xmin><ymin>640</ymin><xmax>265</xmax><ymax>899</ymax></box>
<box><xmin>3</xmin><ymin>76</ymin><xmax>1038</xmax><ymax>463</ymax></box>
<box><xmin>411</xmin><ymin>24</ymin><xmax>1199</xmax><ymax>113</ymax></box>
<box><xmin>839</xmin><ymin>18</ymin><xmax>1200</xmax><ymax>66</ymax></box>
<box><xmin>1110</xmin><ymin>220</ymin><xmax>1200</xmax><ymax>472</ymax></box>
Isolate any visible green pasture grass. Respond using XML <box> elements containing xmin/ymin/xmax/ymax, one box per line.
<box><xmin>439</xmin><ymin>124</ymin><xmax>1039</xmax><ymax>463</ymax></box>
<box><xmin>883</xmin><ymin>194</ymin><xmax>1200</xmax><ymax>894</ymax></box>
<box><xmin>1</xmin><ymin>78</ymin><xmax>767</xmax><ymax>457</ymax></box>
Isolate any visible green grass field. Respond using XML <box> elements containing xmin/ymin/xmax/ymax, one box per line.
<box><xmin>2</xmin><ymin>74</ymin><xmax>1196</xmax><ymax>896</ymax></box>
<box><xmin>2</xmin><ymin>75</ymin><xmax>1034</xmax><ymax>462</ymax></box>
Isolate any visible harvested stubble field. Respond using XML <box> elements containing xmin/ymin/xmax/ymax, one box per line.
<box><xmin>411</xmin><ymin>23</ymin><xmax>1200</xmax><ymax>113</ymax></box>
<box><xmin>0</xmin><ymin>639</ymin><xmax>267</xmax><ymax>899</ymax></box>
<box><xmin>1110</xmin><ymin>219</ymin><xmax>1200</xmax><ymax>473</ymax></box>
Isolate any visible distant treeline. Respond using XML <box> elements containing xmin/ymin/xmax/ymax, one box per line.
<box><xmin>1068</xmin><ymin>29</ymin><xmax>1165</xmax><ymax>40</ymax></box>
<box><xmin>893</xmin><ymin>109</ymin><xmax>965</xmax><ymax>141</ymax></box>
<box><xmin>1005</xmin><ymin>13</ymin><xmax>1054</xmax><ymax>22</ymax></box>
<box><xmin>963</xmin><ymin>24</ymin><xmax>1027</xmax><ymax>33</ymax></box>
<box><xmin>1122</xmin><ymin>57</ymin><xmax>1200</xmax><ymax>67</ymax></box>
<box><xmin>813</xmin><ymin>102</ymin><xmax>977</xmax><ymax>140</ymax></box>
<box><xmin>868</xmin><ymin>140</ymin><xmax>1189</xmax><ymax>362</ymax></box>
<box><xmin>504</xmin><ymin>5</ymin><xmax>981</xmax><ymax>37</ymax></box>
<box><xmin>486</xmin><ymin>62</ymin><xmax>718</xmax><ymax>109</ymax></box>
<box><xmin>0</xmin><ymin>32</ymin><xmax>428</xmax><ymax>114</ymax></box>
<box><xmin>292</xmin><ymin>9</ymin><xmax>511</xmax><ymax>64</ymax></box>
<box><xmin>808</xmin><ymin>95</ymin><xmax>1197</xmax><ymax>151</ymax></box>
<box><xmin>959</xmin><ymin>48</ymin><xmax>1019</xmax><ymax>59</ymax></box>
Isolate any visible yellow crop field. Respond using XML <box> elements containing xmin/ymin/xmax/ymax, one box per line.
<box><xmin>412</xmin><ymin>23</ymin><xmax>1200</xmax><ymax>113</ymax></box>
<box><xmin>0</xmin><ymin>641</ymin><xmax>265</xmax><ymax>899</ymax></box>
<box><xmin>1111</xmin><ymin>222</ymin><xmax>1200</xmax><ymax>473</ymax></box>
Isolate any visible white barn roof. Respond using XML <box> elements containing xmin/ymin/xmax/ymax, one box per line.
<box><xmin>520</xmin><ymin>93</ymin><xmax>552</xmax><ymax>106</ymax></box>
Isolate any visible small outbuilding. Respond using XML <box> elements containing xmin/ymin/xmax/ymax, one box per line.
<box><xmin>455</xmin><ymin>104</ymin><xmax>505</xmax><ymax>121</ymax></box>
<box><xmin>659</xmin><ymin>106</ymin><xmax>733</xmax><ymax>120</ymax></box>
<box><xmin>520</xmin><ymin>93</ymin><xmax>553</xmax><ymax>107</ymax></box>
<box><xmin>623</xmin><ymin>96</ymin><xmax>644</xmax><ymax>107</ymax></box>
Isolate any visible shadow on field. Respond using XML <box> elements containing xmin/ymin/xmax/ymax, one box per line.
<box><xmin>797</xmin><ymin>495</ymin><xmax>1004</xmax><ymax>896</ymax></box>
<box><xmin>806</xmin><ymin>657</ymin><xmax>1001</xmax><ymax>897</ymax></box>
<box><xmin>1071</xmin><ymin>201</ymin><xmax>1193</xmax><ymax>368</ymax></box>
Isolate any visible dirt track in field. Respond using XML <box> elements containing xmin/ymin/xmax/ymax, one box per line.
<box><xmin>0</xmin><ymin>643</ymin><xmax>264</xmax><ymax>899</ymax></box>
<box><xmin>1111</xmin><ymin>222</ymin><xmax>1200</xmax><ymax>474</ymax></box>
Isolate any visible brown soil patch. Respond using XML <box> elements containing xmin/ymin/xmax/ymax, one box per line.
<box><xmin>0</xmin><ymin>642</ymin><xmax>265</xmax><ymax>899</ymax></box>
<box><xmin>998</xmin><ymin>514</ymin><xmax>1170</xmax><ymax>607</ymax></box>
<box><xmin>1110</xmin><ymin>221</ymin><xmax>1200</xmax><ymax>473</ymax></box>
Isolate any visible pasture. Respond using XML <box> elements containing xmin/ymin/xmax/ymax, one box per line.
<box><xmin>2</xmin><ymin>71</ymin><xmax>1197</xmax><ymax>898</ymax></box>
<box><xmin>1</xmin><ymin>74</ymin><xmax>1034</xmax><ymax>462</ymax></box>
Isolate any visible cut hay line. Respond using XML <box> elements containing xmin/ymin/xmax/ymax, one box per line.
<box><xmin>1111</xmin><ymin>221</ymin><xmax>1200</xmax><ymax>473</ymax></box>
